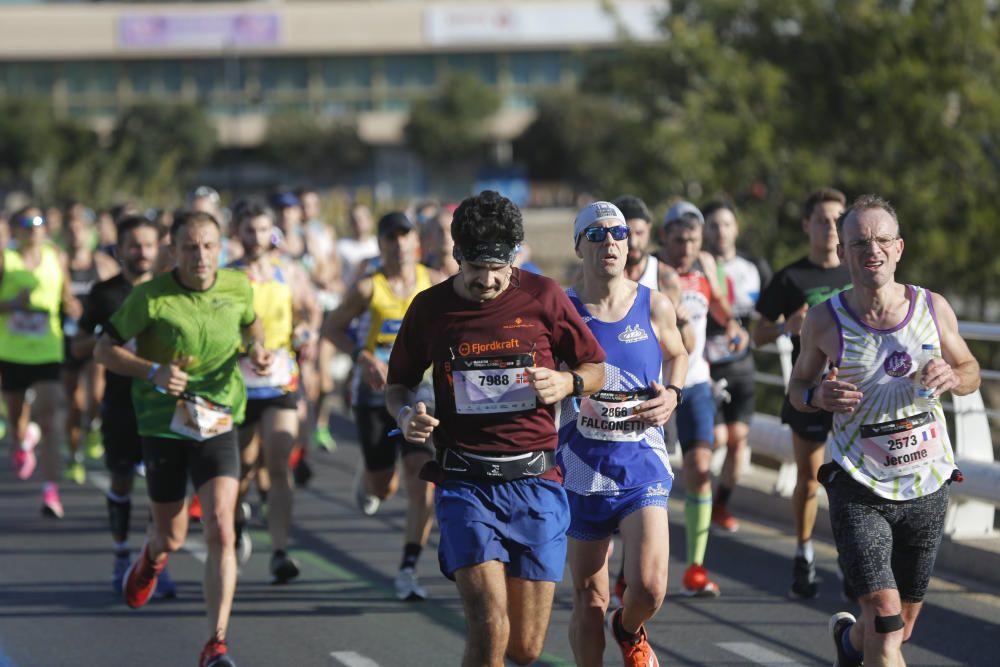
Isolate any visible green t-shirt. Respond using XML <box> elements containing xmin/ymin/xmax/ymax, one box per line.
<box><xmin>109</xmin><ymin>269</ymin><xmax>256</xmax><ymax>439</ymax></box>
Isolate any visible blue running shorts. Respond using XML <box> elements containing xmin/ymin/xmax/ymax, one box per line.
<box><xmin>677</xmin><ymin>381</ymin><xmax>715</xmax><ymax>452</ymax></box>
<box><xmin>435</xmin><ymin>476</ymin><xmax>570</xmax><ymax>582</ymax></box>
<box><xmin>566</xmin><ymin>482</ymin><xmax>671</xmax><ymax>541</ymax></box>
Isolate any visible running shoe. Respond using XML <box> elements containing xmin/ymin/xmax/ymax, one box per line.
<box><xmin>199</xmin><ymin>637</ymin><xmax>236</xmax><ymax>667</ymax></box>
<box><xmin>64</xmin><ymin>459</ymin><xmax>86</xmax><ymax>485</ymax></box>
<box><xmin>313</xmin><ymin>427</ymin><xmax>337</xmax><ymax>452</ymax></box>
<box><xmin>606</xmin><ymin>607</ymin><xmax>659</xmax><ymax>667</ymax></box>
<box><xmin>134</xmin><ymin>461</ymin><xmax>146</xmax><ymax>478</ymax></box>
<box><xmin>235</xmin><ymin>524</ymin><xmax>252</xmax><ymax>566</ymax></box>
<box><xmin>270</xmin><ymin>551</ymin><xmax>301</xmax><ymax>585</ymax></box>
<box><xmin>13</xmin><ymin>425</ymin><xmax>39</xmax><ymax>481</ymax></box>
<box><xmin>711</xmin><ymin>502</ymin><xmax>740</xmax><ymax>532</ymax></box>
<box><xmin>292</xmin><ymin>454</ymin><xmax>313</xmax><ymax>488</ymax></box>
<box><xmin>41</xmin><ymin>486</ymin><xmax>64</xmax><ymax>519</ymax></box>
<box><xmin>680</xmin><ymin>564</ymin><xmax>720</xmax><ymax>598</ymax></box>
<box><xmin>154</xmin><ymin>566</ymin><xmax>177</xmax><ymax>599</ymax></box>
<box><xmin>394</xmin><ymin>567</ymin><xmax>428</xmax><ymax>601</ymax></box>
<box><xmin>112</xmin><ymin>552</ymin><xmax>131</xmax><ymax>595</ymax></box>
<box><xmin>611</xmin><ymin>570</ymin><xmax>627</xmax><ymax>608</ymax></box>
<box><xmin>84</xmin><ymin>425</ymin><xmax>104</xmax><ymax>460</ymax></box>
<box><xmin>789</xmin><ymin>556</ymin><xmax>819</xmax><ymax>599</ymax></box>
<box><xmin>353</xmin><ymin>471</ymin><xmax>380</xmax><ymax>516</ymax></box>
<box><xmin>189</xmin><ymin>493</ymin><xmax>203</xmax><ymax>521</ymax></box>
<box><xmin>829</xmin><ymin>611</ymin><xmax>861</xmax><ymax>667</ymax></box>
<box><xmin>123</xmin><ymin>542</ymin><xmax>166</xmax><ymax>609</ymax></box>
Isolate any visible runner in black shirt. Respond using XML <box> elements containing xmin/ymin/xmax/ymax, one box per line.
<box><xmin>754</xmin><ymin>188</ymin><xmax>852</xmax><ymax>599</ymax></box>
<box><xmin>73</xmin><ymin>215</ymin><xmax>177</xmax><ymax>598</ymax></box>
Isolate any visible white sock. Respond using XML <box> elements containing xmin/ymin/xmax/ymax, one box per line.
<box><xmin>796</xmin><ymin>540</ymin><xmax>815</xmax><ymax>562</ymax></box>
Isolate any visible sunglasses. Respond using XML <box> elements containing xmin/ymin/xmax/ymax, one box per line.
<box><xmin>583</xmin><ymin>225</ymin><xmax>629</xmax><ymax>243</ymax></box>
<box><xmin>16</xmin><ymin>215</ymin><xmax>45</xmax><ymax>228</ymax></box>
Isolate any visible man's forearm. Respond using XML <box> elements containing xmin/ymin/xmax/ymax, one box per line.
<box><xmin>951</xmin><ymin>359</ymin><xmax>982</xmax><ymax>396</ymax></box>
<box><xmin>385</xmin><ymin>384</ymin><xmax>415</xmax><ymax>426</ymax></box>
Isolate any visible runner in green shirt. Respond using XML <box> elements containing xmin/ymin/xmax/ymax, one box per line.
<box><xmin>95</xmin><ymin>210</ymin><xmax>271</xmax><ymax>667</ymax></box>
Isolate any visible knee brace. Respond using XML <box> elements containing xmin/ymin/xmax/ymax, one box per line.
<box><xmin>874</xmin><ymin>613</ymin><xmax>904</xmax><ymax>633</ymax></box>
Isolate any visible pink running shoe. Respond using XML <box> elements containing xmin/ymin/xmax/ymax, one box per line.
<box><xmin>13</xmin><ymin>448</ymin><xmax>37</xmax><ymax>480</ymax></box>
<box><xmin>42</xmin><ymin>485</ymin><xmax>64</xmax><ymax>519</ymax></box>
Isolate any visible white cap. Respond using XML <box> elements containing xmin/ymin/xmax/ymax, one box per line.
<box><xmin>574</xmin><ymin>201</ymin><xmax>626</xmax><ymax>242</ymax></box>
<box><xmin>663</xmin><ymin>200</ymin><xmax>704</xmax><ymax>226</ymax></box>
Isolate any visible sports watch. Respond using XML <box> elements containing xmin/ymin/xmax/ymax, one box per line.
<box><xmin>666</xmin><ymin>384</ymin><xmax>683</xmax><ymax>404</ymax></box>
<box><xmin>570</xmin><ymin>371</ymin><xmax>585</xmax><ymax>397</ymax></box>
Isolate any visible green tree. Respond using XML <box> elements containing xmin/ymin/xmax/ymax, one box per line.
<box><xmin>520</xmin><ymin>0</ymin><xmax>1000</xmax><ymax>308</ymax></box>
<box><xmin>404</xmin><ymin>73</ymin><xmax>502</xmax><ymax>166</ymax></box>
<box><xmin>262</xmin><ymin>110</ymin><xmax>370</xmax><ymax>182</ymax></box>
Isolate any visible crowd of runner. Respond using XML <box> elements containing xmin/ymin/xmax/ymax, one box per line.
<box><xmin>0</xmin><ymin>187</ymin><xmax>980</xmax><ymax>667</ymax></box>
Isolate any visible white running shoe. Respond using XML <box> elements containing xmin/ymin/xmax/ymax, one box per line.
<box><xmin>394</xmin><ymin>567</ymin><xmax>427</xmax><ymax>601</ymax></box>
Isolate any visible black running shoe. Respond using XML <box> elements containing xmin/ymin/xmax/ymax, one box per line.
<box><xmin>788</xmin><ymin>556</ymin><xmax>818</xmax><ymax>599</ymax></box>
<box><xmin>270</xmin><ymin>551</ymin><xmax>300</xmax><ymax>585</ymax></box>
<box><xmin>829</xmin><ymin>611</ymin><xmax>861</xmax><ymax>667</ymax></box>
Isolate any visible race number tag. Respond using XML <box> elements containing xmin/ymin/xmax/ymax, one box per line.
<box><xmin>7</xmin><ymin>310</ymin><xmax>49</xmax><ymax>337</ymax></box>
<box><xmin>169</xmin><ymin>394</ymin><xmax>234</xmax><ymax>441</ymax></box>
<box><xmin>577</xmin><ymin>389</ymin><xmax>654</xmax><ymax>442</ymax></box>
<box><xmin>452</xmin><ymin>353</ymin><xmax>536</xmax><ymax>414</ymax></box>
<box><xmin>240</xmin><ymin>348</ymin><xmax>293</xmax><ymax>389</ymax></box>
<box><xmin>859</xmin><ymin>412</ymin><xmax>946</xmax><ymax>480</ymax></box>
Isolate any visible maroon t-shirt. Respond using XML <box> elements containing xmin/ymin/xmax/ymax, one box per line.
<box><xmin>388</xmin><ymin>269</ymin><xmax>605</xmax><ymax>467</ymax></box>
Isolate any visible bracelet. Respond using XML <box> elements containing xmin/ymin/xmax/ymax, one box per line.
<box><xmin>147</xmin><ymin>363</ymin><xmax>160</xmax><ymax>383</ymax></box>
<box><xmin>396</xmin><ymin>404</ymin><xmax>412</xmax><ymax>426</ymax></box>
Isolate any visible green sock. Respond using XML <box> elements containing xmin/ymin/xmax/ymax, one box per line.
<box><xmin>685</xmin><ymin>491</ymin><xmax>713</xmax><ymax>565</ymax></box>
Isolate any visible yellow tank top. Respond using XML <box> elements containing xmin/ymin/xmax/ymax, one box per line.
<box><xmin>364</xmin><ymin>264</ymin><xmax>432</xmax><ymax>362</ymax></box>
<box><xmin>245</xmin><ymin>259</ymin><xmax>294</xmax><ymax>352</ymax></box>
<box><xmin>0</xmin><ymin>244</ymin><xmax>64</xmax><ymax>364</ymax></box>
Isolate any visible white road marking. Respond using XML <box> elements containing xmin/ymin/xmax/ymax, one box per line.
<box><xmin>717</xmin><ymin>642</ymin><xmax>807</xmax><ymax>666</ymax></box>
<box><xmin>330</xmin><ymin>651</ymin><xmax>381</xmax><ymax>667</ymax></box>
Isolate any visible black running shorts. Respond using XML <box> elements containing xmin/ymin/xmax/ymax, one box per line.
<box><xmin>821</xmin><ymin>462</ymin><xmax>949</xmax><ymax>603</ymax></box>
<box><xmin>141</xmin><ymin>430</ymin><xmax>240</xmax><ymax>503</ymax></box>
<box><xmin>102</xmin><ymin>402</ymin><xmax>142</xmax><ymax>477</ymax></box>
<box><xmin>711</xmin><ymin>363</ymin><xmax>757</xmax><ymax>426</ymax></box>
<box><xmin>242</xmin><ymin>392</ymin><xmax>298</xmax><ymax>426</ymax></box>
<box><xmin>0</xmin><ymin>360</ymin><xmax>61</xmax><ymax>393</ymax></box>
<box><xmin>780</xmin><ymin>394</ymin><xmax>832</xmax><ymax>443</ymax></box>
<box><xmin>354</xmin><ymin>405</ymin><xmax>433</xmax><ymax>472</ymax></box>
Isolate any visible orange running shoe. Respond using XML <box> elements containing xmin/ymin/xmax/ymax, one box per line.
<box><xmin>681</xmin><ymin>563</ymin><xmax>720</xmax><ymax>598</ymax></box>
<box><xmin>711</xmin><ymin>502</ymin><xmax>740</xmax><ymax>532</ymax></box>
<box><xmin>606</xmin><ymin>607</ymin><xmax>660</xmax><ymax>667</ymax></box>
<box><xmin>123</xmin><ymin>542</ymin><xmax>167</xmax><ymax>609</ymax></box>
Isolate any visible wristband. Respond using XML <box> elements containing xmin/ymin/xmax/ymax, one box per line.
<box><xmin>147</xmin><ymin>363</ymin><xmax>160</xmax><ymax>383</ymax></box>
<box><xmin>396</xmin><ymin>404</ymin><xmax>412</xmax><ymax>427</ymax></box>
<box><xmin>665</xmin><ymin>384</ymin><xmax>683</xmax><ymax>404</ymax></box>
<box><xmin>804</xmin><ymin>385</ymin><xmax>817</xmax><ymax>409</ymax></box>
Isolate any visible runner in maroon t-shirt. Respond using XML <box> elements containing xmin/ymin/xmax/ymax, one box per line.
<box><xmin>386</xmin><ymin>191</ymin><xmax>604</xmax><ymax>667</ymax></box>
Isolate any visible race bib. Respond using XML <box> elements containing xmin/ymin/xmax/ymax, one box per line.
<box><xmin>859</xmin><ymin>412</ymin><xmax>946</xmax><ymax>480</ymax></box>
<box><xmin>240</xmin><ymin>348</ymin><xmax>294</xmax><ymax>389</ymax></box>
<box><xmin>169</xmin><ymin>394</ymin><xmax>234</xmax><ymax>441</ymax></box>
<box><xmin>452</xmin><ymin>353</ymin><xmax>536</xmax><ymax>414</ymax></box>
<box><xmin>577</xmin><ymin>389</ymin><xmax>654</xmax><ymax>442</ymax></box>
<box><xmin>8</xmin><ymin>310</ymin><xmax>49</xmax><ymax>337</ymax></box>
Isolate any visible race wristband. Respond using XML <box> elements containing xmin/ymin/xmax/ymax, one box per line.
<box><xmin>147</xmin><ymin>363</ymin><xmax>160</xmax><ymax>383</ymax></box>
<box><xmin>396</xmin><ymin>405</ymin><xmax>412</xmax><ymax>427</ymax></box>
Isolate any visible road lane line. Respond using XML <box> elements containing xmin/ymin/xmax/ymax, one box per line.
<box><xmin>330</xmin><ymin>651</ymin><xmax>381</xmax><ymax>666</ymax></box>
<box><xmin>717</xmin><ymin>642</ymin><xmax>807</xmax><ymax>666</ymax></box>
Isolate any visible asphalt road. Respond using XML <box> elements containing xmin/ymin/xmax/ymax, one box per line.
<box><xmin>2</xmin><ymin>412</ymin><xmax>998</xmax><ymax>667</ymax></box>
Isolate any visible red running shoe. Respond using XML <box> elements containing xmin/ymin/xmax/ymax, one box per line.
<box><xmin>189</xmin><ymin>493</ymin><xmax>202</xmax><ymax>521</ymax></box>
<box><xmin>681</xmin><ymin>563</ymin><xmax>721</xmax><ymax>598</ymax></box>
<box><xmin>711</xmin><ymin>502</ymin><xmax>740</xmax><ymax>532</ymax></box>
<box><xmin>123</xmin><ymin>542</ymin><xmax>167</xmax><ymax>609</ymax></box>
<box><xmin>199</xmin><ymin>637</ymin><xmax>236</xmax><ymax>667</ymax></box>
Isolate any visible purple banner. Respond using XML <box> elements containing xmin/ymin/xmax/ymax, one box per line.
<box><xmin>119</xmin><ymin>12</ymin><xmax>281</xmax><ymax>50</ymax></box>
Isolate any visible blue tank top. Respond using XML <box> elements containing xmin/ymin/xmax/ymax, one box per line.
<box><xmin>557</xmin><ymin>284</ymin><xmax>673</xmax><ymax>495</ymax></box>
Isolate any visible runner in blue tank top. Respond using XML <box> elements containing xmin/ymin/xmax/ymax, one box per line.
<box><xmin>558</xmin><ymin>202</ymin><xmax>688</xmax><ymax>667</ymax></box>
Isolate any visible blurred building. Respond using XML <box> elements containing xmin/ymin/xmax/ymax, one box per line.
<box><xmin>0</xmin><ymin>0</ymin><xmax>663</xmax><ymax>147</ymax></box>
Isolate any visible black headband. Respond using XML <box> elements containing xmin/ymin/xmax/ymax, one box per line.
<box><xmin>453</xmin><ymin>241</ymin><xmax>519</xmax><ymax>265</ymax></box>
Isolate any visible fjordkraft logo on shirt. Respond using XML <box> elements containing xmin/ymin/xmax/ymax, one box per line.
<box><xmin>618</xmin><ymin>324</ymin><xmax>649</xmax><ymax>344</ymax></box>
<box><xmin>503</xmin><ymin>316</ymin><xmax>535</xmax><ymax>330</ymax></box>
<box><xmin>458</xmin><ymin>339</ymin><xmax>520</xmax><ymax>356</ymax></box>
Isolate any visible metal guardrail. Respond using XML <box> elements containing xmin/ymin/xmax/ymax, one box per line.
<box><xmin>745</xmin><ymin>321</ymin><xmax>998</xmax><ymax>539</ymax></box>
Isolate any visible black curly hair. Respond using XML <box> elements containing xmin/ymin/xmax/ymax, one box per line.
<box><xmin>451</xmin><ymin>190</ymin><xmax>524</xmax><ymax>251</ymax></box>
